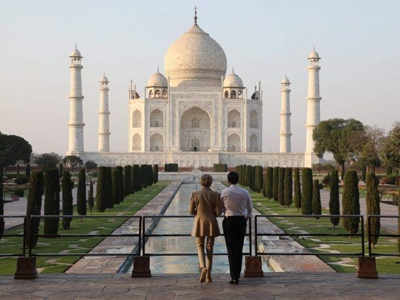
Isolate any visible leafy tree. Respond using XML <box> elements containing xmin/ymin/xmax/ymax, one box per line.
<box><xmin>62</xmin><ymin>171</ymin><xmax>73</xmax><ymax>229</ymax></box>
<box><xmin>273</xmin><ymin>167</ymin><xmax>279</xmax><ymax>201</ymax></box>
<box><xmin>312</xmin><ymin>179</ymin><xmax>322</xmax><ymax>218</ymax></box>
<box><xmin>0</xmin><ymin>133</ymin><xmax>32</xmax><ymax>168</ymax></box>
<box><xmin>35</xmin><ymin>153</ymin><xmax>62</xmax><ymax>170</ymax></box>
<box><xmin>284</xmin><ymin>168</ymin><xmax>293</xmax><ymax>207</ymax></box>
<box><xmin>366</xmin><ymin>172</ymin><xmax>380</xmax><ymax>246</ymax></box>
<box><xmin>43</xmin><ymin>169</ymin><xmax>60</xmax><ymax>236</ymax></box>
<box><xmin>263</xmin><ymin>167</ymin><xmax>273</xmax><ymax>199</ymax></box>
<box><xmin>88</xmin><ymin>180</ymin><xmax>94</xmax><ymax>212</ymax></box>
<box><xmin>62</xmin><ymin>155</ymin><xmax>83</xmax><ymax>170</ymax></box>
<box><xmin>380</xmin><ymin>123</ymin><xmax>400</xmax><ymax>174</ymax></box>
<box><xmin>293</xmin><ymin>168</ymin><xmax>302</xmax><ymax>210</ymax></box>
<box><xmin>85</xmin><ymin>160</ymin><xmax>98</xmax><ymax>170</ymax></box>
<box><xmin>357</xmin><ymin>126</ymin><xmax>384</xmax><ymax>175</ymax></box>
<box><xmin>25</xmin><ymin>171</ymin><xmax>44</xmax><ymax>248</ymax></box>
<box><xmin>77</xmin><ymin>169</ymin><xmax>87</xmax><ymax>215</ymax></box>
<box><xmin>313</xmin><ymin>118</ymin><xmax>365</xmax><ymax>178</ymax></box>
<box><xmin>329</xmin><ymin>170</ymin><xmax>340</xmax><ymax>228</ymax></box>
<box><xmin>278</xmin><ymin>168</ymin><xmax>285</xmax><ymax>206</ymax></box>
<box><xmin>301</xmin><ymin>168</ymin><xmax>313</xmax><ymax>215</ymax></box>
<box><xmin>342</xmin><ymin>170</ymin><xmax>360</xmax><ymax>234</ymax></box>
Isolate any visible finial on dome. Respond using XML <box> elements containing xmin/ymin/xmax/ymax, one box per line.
<box><xmin>194</xmin><ymin>6</ymin><xmax>198</xmax><ymax>25</ymax></box>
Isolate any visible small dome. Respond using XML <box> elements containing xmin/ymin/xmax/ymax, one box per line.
<box><xmin>280</xmin><ymin>75</ymin><xmax>290</xmax><ymax>85</ymax></box>
<box><xmin>70</xmin><ymin>48</ymin><xmax>82</xmax><ymax>57</ymax></box>
<box><xmin>308</xmin><ymin>48</ymin><xmax>320</xmax><ymax>60</ymax></box>
<box><xmin>147</xmin><ymin>71</ymin><xmax>168</xmax><ymax>87</ymax></box>
<box><xmin>224</xmin><ymin>71</ymin><xmax>244</xmax><ymax>88</ymax></box>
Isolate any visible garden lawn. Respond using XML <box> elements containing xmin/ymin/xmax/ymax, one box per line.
<box><xmin>246</xmin><ymin>186</ymin><xmax>400</xmax><ymax>274</ymax></box>
<box><xmin>0</xmin><ymin>181</ymin><xmax>169</xmax><ymax>275</ymax></box>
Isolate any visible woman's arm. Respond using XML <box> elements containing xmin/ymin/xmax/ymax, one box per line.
<box><xmin>189</xmin><ymin>192</ymin><xmax>197</xmax><ymax>215</ymax></box>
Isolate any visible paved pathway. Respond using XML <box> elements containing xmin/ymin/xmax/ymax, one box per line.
<box><xmin>321</xmin><ymin>190</ymin><xmax>398</xmax><ymax>233</ymax></box>
<box><xmin>1</xmin><ymin>273</ymin><xmax>399</xmax><ymax>299</ymax></box>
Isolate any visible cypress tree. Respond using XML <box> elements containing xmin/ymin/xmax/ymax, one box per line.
<box><xmin>153</xmin><ymin>165</ymin><xmax>159</xmax><ymax>184</ymax></box>
<box><xmin>59</xmin><ymin>164</ymin><xmax>63</xmax><ymax>177</ymax></box>
<box><xmin>398</xmin><ymin>192</ymin><xmax>400</xmax><ymax>252</ymax></box>
<box><xmin>96</xmin><ymin>167</ymin><xmax>107</xmax><ymax>212</ymax></box>
<box><xmin>301</xmin><ymin>168</ymin><xmax>313</xmax><ymax>215</ymax></box>
<box><xmin>133</xmin><ymin>165</ymin><xmax>141</xmax><ymax>192</ymax></box>
<box><xmin>25</xmin><ymin>171</ymin><xmax>44</xmax><ymax>248</ymax></box>
<box><xmin>77</xmin><ymin>168</ymin><xmax>87</xmax><ymax>215</ymax></box>
<box><xmin>366</xmin><ymin>172</ymin><xmax>380</xmax><ymax>246</ymax></box>
<box><xmin>44</xmin><ymin>169</ymin><xmax>59</xmax><ymax>236</ymax></box>
<box><xmin>88</xmin><ymin>179</ymin><xmax>94</xmax><ymax>212</ymax></box>
<box><xmin>263</xmin><ymin>167</ymin><xmax>273</xmax><ymax>199</ymax></box>
<box><xmin>105</xmin><ymin>167</ymin><xmax>113</xmax><ymax>209</ymax></box>
<box><xmin>62</xmin><ymin>171</ymin><xmax>73</xmax><ymax>229</ymax></box>
<box><xmin>342</xmin><ymin>170</ymin><xmax>360</xmax><ymax>234</ymax></box>
<box><xmin>254</xmin><ymin>166</ymin><xmax>263</xmax><ymax>192</ymax></box>
<box><xmin>131</xmin><ymin>165</ymin><xmax>136</xmax><ymax>193</ymax></box>
<box><xmin>293</xmin><ymin>168</ymin><xmax>302</xmax><ymax>210</ymax></box>
<box><xmin>284</xmin><ymin>168</ymin><xmax>293</xmax><ymax>207</ymax></box>
<box><xmin>329</xmin><ymin>170</ymin><xmax>340</xmax><ymax>228</ymax></box>
<box><xmin>124</xmin><ymin>166</ymin><xmax>131</xmax><ymax>196</ymax></box>
<box><xmin>0</xmin><ymin>168</ymin><xmax>3</xmax><ymax>240</ymax></box>
<box><xmin>245</xmin><ymin>165</ymin><xmax>251</xmax><ymax>187</ymax></box>
<box><xmin>117</xmin><ymin>166</ymin><xmax>124</xmax><ymax>203</ymax></box>
<box><xmin>273</xmin><ymin>167</ymin><xmax>279</xmax><ymax>201</ymax></box>
<box><xmin>312</xmin><ymin>179</ymin><xmax>322</xmax><ymax>218</ymax></box>
<box><xmin>112</xmin><ymin>168</ymin><xmax>120</xmax><ymax>206</ymax></box>
<box><xmin>278</xmin><ymin>168</ymin><xmax>286</xmax><ymax>206</ymax></box>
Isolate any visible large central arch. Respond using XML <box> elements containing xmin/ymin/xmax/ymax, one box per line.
<box><xmin>180</xmin><ymin>107</ymin><xmax>211</xmax><ymax>152</ymax></box>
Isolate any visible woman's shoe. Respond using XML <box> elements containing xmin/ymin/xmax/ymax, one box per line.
<box><xmin>206</xmin><ymin>272</ymin><xmax>212</xmax><ymax>283</ymax></box>
<box><xmin>199</xmin><ymin>268</ymin><xmax>207</xmax><ymax>283</ymax></box>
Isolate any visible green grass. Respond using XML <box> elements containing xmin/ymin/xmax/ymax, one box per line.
<box><xmin>0</xmin><ymin>181</ymin><xmax>169</xmax><ymax>275</ymax></box>
<box><xmin>247</xmin><ymin>186</ymin><xmax>400</xmax><ymax>274</ymax></box>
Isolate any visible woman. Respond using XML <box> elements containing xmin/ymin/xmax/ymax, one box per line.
<box><xmin>189</xmin><ymin>174</ymin><xmax>223</xmax><ymax>283</ymax></box>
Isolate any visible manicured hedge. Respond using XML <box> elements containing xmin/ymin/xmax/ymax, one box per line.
<box><xmin>263</xmin><ymin>167</ymin><xmax>273</xmax><ymax>199</ymax></box>
<box><xmin>342</xmin><ymin>170</ymin><xmax>360</xmax><ymax>234</ymax></box>
<box><xmin>43</xmin><ymin>169</ymin><xmax>60</xmax><ymax>236</ymax></box>
<box><xmin>77</xmin><ymin>169</ymin><xmax>87</xmax><ymax>215</ymax></box>
<box><xmin>301</xmin><ymin>168</ymin><xmax>313</xmax><ymax>215</ymax></box>
<box><xmin>284</xmin><ymin>168</ymin><xmax>293</xmax><ymax>207</ymax></box>
<box><xmin>293</xmin><ymin>168</ymin><xmax>301</xmax><ymax>209</ymax></box>
<box><xmin>312</xmin><ymin>179</ymin><xmax>322</xmax><ymax>218</ymax></box>
<box><xmin>62</xmin><ymin>171</ymin><xmax>73</xmax><ymax>229</ymax></box>
<box><xmin>329</xmin><ymin>170</ymin><xmax>340</xmax><ymax>228</ymax></box>
<box><xmin>25</xmin><ymin>171</ymin><xmax>44</xmax><ymax>248</ymax></box>
<box><xmin>366</xmin><ymin>172</ymin><xmax>380</xmax><ymax>246</ymax></box>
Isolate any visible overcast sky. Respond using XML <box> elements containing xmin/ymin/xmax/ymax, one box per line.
<box><xmin>1</xmin><ymin>0</ymin><xmax>399</xmax><ymax>155</ymax></box>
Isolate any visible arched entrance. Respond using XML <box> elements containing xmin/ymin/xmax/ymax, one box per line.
<box><xmin>180</xmin><ymin>107</ymin><xmax>211</xmax><ymax>152</ymax></box>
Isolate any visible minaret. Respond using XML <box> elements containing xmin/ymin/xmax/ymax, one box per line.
<box><xmin>305</xmin><ymin>48</ymin><xmax>321</xmax><ymax>155</ymax></box>
<box><xmin>280</xmin><ymin>76</ymin><xmax>292</xmax><ymax>153</ymax></box>
<box><xmin>98</xmin><ymin>74</ymin><xmax>110</xmax><ymax>152</ymax></box>
<box><xmin>67</xmin><ymin>46</ymin><xmax>85</xmax><ymax>155</ymax></box>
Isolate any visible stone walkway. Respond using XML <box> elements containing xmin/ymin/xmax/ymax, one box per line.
<box><xmin>321</xmin><ymin>190</ymin><xmax>398</xmax><ymax>233</ymax></box>
<box><xmin>67</xmin><ymin>182</ymin><xmax>182</xmax><ymax>274</ymax></box>
<box><xmin>1</xmin><ymin>273</ymin><xmax>399</xmax><ymax>299</ymax></box>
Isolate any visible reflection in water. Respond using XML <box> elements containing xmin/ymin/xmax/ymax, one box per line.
<box><xmin>144</xmin><ymin>183</ymin><xmax>260</xmax><ymax>274</ymax></box>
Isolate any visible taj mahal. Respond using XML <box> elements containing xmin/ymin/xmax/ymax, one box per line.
<box><xmin>66</xmin><ymin>12</ymin><xmax>321</xmax><ymax>168</ymax></box>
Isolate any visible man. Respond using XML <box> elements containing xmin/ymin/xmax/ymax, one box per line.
<box><xmin>221</xmin><ymin>171</ymin><xmax>253</xmax><ymax>284</ymax></box>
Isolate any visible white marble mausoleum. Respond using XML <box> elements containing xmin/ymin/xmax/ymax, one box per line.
<box><xmin>66</xmin><ymin>13</ymin><xmax>321</xmax><ymax>168</ymax></box>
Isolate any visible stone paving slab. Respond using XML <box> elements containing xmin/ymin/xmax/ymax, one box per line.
<box><xmin>66</xmin><ymin>182</ymin><xmax>182</xmax><ymax>274</ymax></box>
<box><xmin>1</xmin><ymin>273</ymin><xmax>399</xmax><ymax>299</ymax></box>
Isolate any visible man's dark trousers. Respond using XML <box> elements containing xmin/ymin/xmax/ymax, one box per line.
<box><xmin>223</xmin><ymin>216</ymin><xmax>247</xmax><ymax>281</ymax></box>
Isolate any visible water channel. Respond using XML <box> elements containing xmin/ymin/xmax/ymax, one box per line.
<box><xmin>133</xmin><ymin>182</ymin><xmax>269</xmax><ymax>274</ymax></box>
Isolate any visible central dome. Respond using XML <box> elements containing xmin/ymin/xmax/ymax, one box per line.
<box><xmin>164</xmin><ymin>23</ymin><xmax>227</xmax><ymax>81</ymax></box>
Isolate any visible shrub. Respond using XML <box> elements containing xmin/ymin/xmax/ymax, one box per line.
<box><xmin>25</xmin><ymin>171</ymin><xmax>44</xmax><ymax>248</ymax></box>
<box><xmin>85</xmin><ymin>160</ymin><xmax>98</xmax><ymax>170</ymax></box>
<box><xmin>165</xmin><ymin>163</ymin><xmax>178</xmax><ymax>172</ymax></box>
<box><xmin>312</xmin><ymin>179</ymin><xmax>322</xmax><ymax>218</ymax></box>
<box><xmin>43</xmin><ymin>169</ymin><xmax>60</xmax><ymax>236</ymax></box>
<box><xmin>15</xmin><ymin>175</ymin><xmax>29</xmax><ymax>185</ymax></box>
<box><xmin>293</xmin><ymin>168</ymin><xmax>301</xmax><ymax>209</ymax></box>
<box><xmin>112</xmin><ymin>168</ymin><xmax>120</xmax><ymax>206</ymax></box>
<box><xmin>301</xmin><ymin>168</ymin><xmax>313</xmax><ymax>215</ymax></box>
<box><xmin>105</xmin><ymin>167</ymin><xmax>113</xmax><ymax>209</ymax></box>
<box><xmin>96</xmin><ymin>167</ymin><xmax>107</xmax><ymax>212</ymax></box>
<box><xmin>153</xmin><ymin>165</ymin><xmax>159</xmax><ymax>183</ymax></box>
<box><xmin>263</xmin><ymin>167</ymin><xmax>273</xmax><ymax>199</ymax></box>
<box><xmin>254</xmin><ymin>166</ymin><xmax>263</xmax><ymax>192</ymax></box>
<box><xmin>77</xmin><ymin>169</ymin><xmax>87</xmax><ymax>215</ymax></box>
<box><xmin>214</xmin><ymin>164</ymin><xmax>228</xmax><ymax>172</ymax></box>
<box><xmin>62</xmin><ymin>171</ymin><xmax>73</xmax><ymax>229</ymax></box>
<box><xmin>133</xmin><ymin>165</ymin><xmax>141</xmax><ymax>191</ymax></box>
<box><xmin>278</xmin><ymin>168</ymin><xmax>285</xmax><ymax>206</ymax></box>
<box><xmin>342</xmin><ymin>170</ymin><xmax>360</xmax><ymax>234</ymax></box>
<box><xmin>88</xmin><ymin>180</ymin><xmax>94</xmax><ymax>212</ymax></box>
<box><xmin>366</xmin><ymin>172</ymin><xmax>380</xmax><ymax>246</ymax></box>
<box><xmin>284</xmin><ymin>168</ymin><xmax>293</xmax><ymax>207</ymax></box>
<box><xmin>273</xmin><ymin>167</ymin><xmax>279</xmax><ymax>201</ymax></box>
<box><xmin>329</xmin><ymin>170</ymin><xmax>340</xmax><ymax>228</ymax></box>
<box><xmin>124</xmin><ymin>166</ymin><xmax>131</xmax><ymax>196</ymax></box>
<box><xmin>117</xmin><ymin>166</ymin><xmax>124</xmax><ymax>203</ymax></box>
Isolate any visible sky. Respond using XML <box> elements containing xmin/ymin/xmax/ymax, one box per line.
<box><xmin>1</xmin><ymin>0</ymin><xmax>399</xmax><ymax>155</ymax></box>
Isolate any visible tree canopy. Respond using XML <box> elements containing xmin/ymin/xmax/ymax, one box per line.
<box><xmin>63</xmin><ymin>155</ymin><xmax>83</xmax><ymax>169</ymax></box>
<box><xmin>313</xmin><ymin>118</ymin><xmax>365</xmax><ymax>175</ymax></box>
<box><xmin>0</xmin><ymin>133</ymin><xmax>32</xmax><ymax>168</ymax></box>
<box><xmin>34</xmin><ymin>153</ymin><xmax>62</xmax><ymax>170</ymax></box>
<box><xmin>380</xmin><ymin>123</ymin><xmax>400</xmax><ymax>173</ymax></box>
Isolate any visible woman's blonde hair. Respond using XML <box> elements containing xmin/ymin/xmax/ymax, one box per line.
<box><xmin>200</xmin><ymin>174</ymin><xmax>213</xmax><ymax>187</ymax></box>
